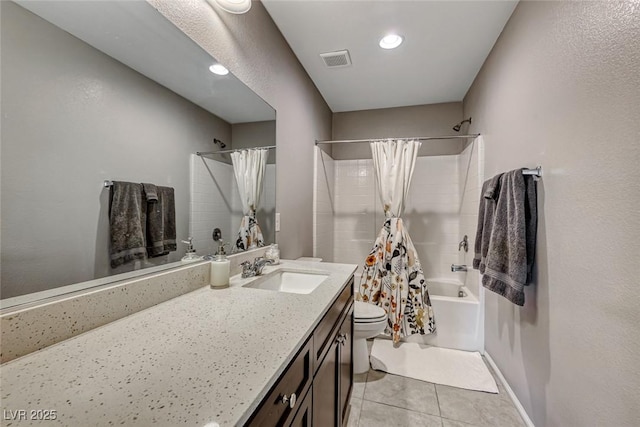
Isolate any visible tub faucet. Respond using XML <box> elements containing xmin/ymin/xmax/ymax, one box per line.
<box><xmin>240</xmin><ymin>257</ymin><xmax>275</xmax><ymax>278</ymax></box>
<box><xmin>451</xmin><ymin>264</ymin><xmax>467</xmax><ymax>272</ymax></box>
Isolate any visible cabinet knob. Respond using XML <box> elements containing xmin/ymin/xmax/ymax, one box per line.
<box><xmin>336</xmin><ymin>333</ymin><xmax>348</xmax><ymax>345</ymax></box>
<box><xmin>281</xmin><ymin>393</ymin><xmax>297</xmax><ymax>409</ymax></box>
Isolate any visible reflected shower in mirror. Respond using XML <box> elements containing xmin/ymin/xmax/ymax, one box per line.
<box><xmin>0</xmin><ymin>1</ymin><xmax>276</xmax><ymax>305</ymax></box>
<box><xmin>192</xmin><ymin>145</ymin><xmax>276</xmax><ymax>256</ymax></box>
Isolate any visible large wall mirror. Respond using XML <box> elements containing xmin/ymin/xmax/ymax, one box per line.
<box><xmin>1</xmin><ymin>1</ymin><xmax>276</xmax><ymax>306</ymax></box>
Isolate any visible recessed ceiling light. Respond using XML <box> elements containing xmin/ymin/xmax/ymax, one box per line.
<box><xmin>207</xmin><ymin>0</ymin><xmax>251</xmax><ymax>14</ymax></box>
<box><xmin>209</xmin><ymin>64</ymin><xmax>229</xmax><ymax>75</ymax></box>
<box><xmin>379</xmin><ymin>34</ymin><xmax>403</xmax><ymax>49</ymax></box>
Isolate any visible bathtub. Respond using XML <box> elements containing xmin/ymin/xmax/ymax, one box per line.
<box><xmin>354</xmin><ymin>275</ymin><xmax>482</xmax><ymax>352</ymax></box>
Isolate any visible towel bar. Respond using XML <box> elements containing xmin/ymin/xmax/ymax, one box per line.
<box><xmin>522</xmin><ymin>167</ymin><xmax>542</xmax><ymax>179</ymax></box>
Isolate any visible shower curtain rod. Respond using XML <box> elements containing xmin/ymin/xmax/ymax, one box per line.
<box><xmin>196</xmin><ymin>145</ymin><xmax>276</xmax><ymax>156</ymax></box>
<box><xmin>315</xmin><ymin>134</ymin><xmax>481</xmax><ymax>144</ymax></box>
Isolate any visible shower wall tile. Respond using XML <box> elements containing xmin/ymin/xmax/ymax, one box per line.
<box><xmin>190</xmin><ymin>155</ymin><xmax>235</xmax><ymax>256</ymax></box>
<box><xmin>457</xmin><ymin>140</ymin><xmax>483</xmax><ymax>297</ymax></box>
<box><xmin>331</xmin><ymin>155</ymin><xmax>461</xmax><ymax>279</ymax></box>
<box><xmin>317</xmin><ymin>148</ymin><xmax>484</xmax><ymax>286</ymax></box>
<box><xmin>314</xmin><ymin>148</ymin><xmax>335</xmax><ymax>261</ymax></box>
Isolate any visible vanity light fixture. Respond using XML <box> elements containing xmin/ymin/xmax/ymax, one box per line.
<box><xmin>209</xmin><ymin>64</ymin><xmax>229</xmax><ymax>75</ymax></box>
<box><xmin>208</xmin><ymin>0</ymin><xmax>251</xmax><ymax>14</ymax></box>
<box><xmin>379</xmin><ymin>34</ymin><xmax>403</xmax><ymax>49</ymax></box>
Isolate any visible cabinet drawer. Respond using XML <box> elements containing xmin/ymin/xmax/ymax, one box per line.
<box><xmin>313</xmin><ymin>276</ymin><xmax>354</xmax><ymax>370</ymax></box>
<box><xmin>247</xmin><ymin>337</ymin><xmax>313</xmax><ymax>427</ymax></box>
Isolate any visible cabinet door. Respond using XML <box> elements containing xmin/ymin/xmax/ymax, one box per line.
<box><xmin>247</xmin><ymin>338</ymin><xmax>313</xmax><ymax>427</ymax></box>
<box><xmin>314</xmin><ymin>280</ymin><xmax>353</xmax><ymax>372</ymax></box>
<box><xmin>338</xmin><ymin>307</ymin><xmax>354</xmax><ymax>426</ymax></box>
<box><xmin>313</xmin><ymin>337</ymin><xmax>339</xmax><ymax>427</ymax></box>
<box><xmin>288</xmin><ymin>387</ymin><xmax>312</xmax><ymax>427</ymax></box>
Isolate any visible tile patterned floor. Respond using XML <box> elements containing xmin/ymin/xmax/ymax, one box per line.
<box><xmin>346</xmin><ymin>341</ymin><xmax>525</xmax><ymax>427</ymax></box>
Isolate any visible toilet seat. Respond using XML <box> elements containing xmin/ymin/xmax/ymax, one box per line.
<box><xmin>354</xmin><ymin>301</ymin><xmax>387</xmax><ymax>323</ymax></box>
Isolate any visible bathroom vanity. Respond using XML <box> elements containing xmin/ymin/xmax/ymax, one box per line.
<box><xmin>0</xmin><ymin>260</ymin><xmax>356</xmax><ymax>427</ymax></box>
<box><xmin>247</xmin><ymin>276</ymin><xmax>354</xmax><ymax>426</ymax></box>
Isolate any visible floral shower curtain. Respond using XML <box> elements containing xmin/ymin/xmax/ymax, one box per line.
<box><xmin>231</xmin><ymin>148</ymin><xmax>268</xmax><ymax>251</ymax></box>
<box><xmin>357</xmin><ymin>140</ymin><xmax>436</xmax><ymax>343</ymax></box>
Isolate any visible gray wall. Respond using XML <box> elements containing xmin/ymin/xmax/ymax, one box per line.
<box><xmin>464</xmin><ymin>1</ymin><xmax>640</xmax><ymax>426</ymax></box>
<box><xmin>149</xmin><ymin>0</ymin><xmax>333</xmax><ymax>259</ymax></box>
<box><xmin>331</xmin><ymin>102</ymin><xmax>463</xmax><ymax>159</ymax></box>
<box><xmin>232</xmin><ymin>120</ymin><xmax>277</xmax><ymax>164</ymax></box>
<box><xmin>0</xmin><ymin>2</ymin><xmax>230</xmax><ymax>297</ymax></box>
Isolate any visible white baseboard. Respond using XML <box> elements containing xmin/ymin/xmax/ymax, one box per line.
<box><xmin>484</xmin><ymin>352</ymin><xmax>535</xmax><ymax>427</ymax></box>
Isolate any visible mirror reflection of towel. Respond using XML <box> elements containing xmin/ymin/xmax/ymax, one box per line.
<box><xmin>146</xmin><ymin>186</ymin><xmax>176</xmax><ymax>257</ymax></box>
<box><xmin>109</xmin><ymin>181</ymin><xmax>146</xmax><ymax>268</ymax></box>
<box><xmin>141</xmin><ymin>182</ymin><xmax>158</xmax><ymax>203</ymax></box>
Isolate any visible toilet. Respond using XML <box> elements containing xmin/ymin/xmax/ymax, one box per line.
<box><xmin>353</xmin><ymin>300</ymin><xmax>387</xmax><ymax>374</ymax></box>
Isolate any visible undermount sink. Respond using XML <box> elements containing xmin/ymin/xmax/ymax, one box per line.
<box><xmin>243</xmin><ymin>270</ymin><xmax>329</xmax><ymax>294</ymax></box>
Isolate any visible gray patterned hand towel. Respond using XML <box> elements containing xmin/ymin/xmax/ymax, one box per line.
<box><xmin>146</xmin><ymin>186</ymin><xmax>176</xmax><ymax>257</ymax></box>
<box><xmin>481</xmin><ymin>169</ymin><xmax>537</xmax><ymax>306</ymax></box>
<box><xmin>109</xmin><ymin>181</ymin><xmax>146</xmax><ymax>268</ymax></box>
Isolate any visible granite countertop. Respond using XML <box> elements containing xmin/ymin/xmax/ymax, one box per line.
<box><xmin>0</xmin><ymin>260</ymin><xmax>357</xmax><ymax>426</ymax></box>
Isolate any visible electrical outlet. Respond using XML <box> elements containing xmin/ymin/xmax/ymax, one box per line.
<box><xmin>275</xmin><ymin>212</ymin><xmax>280</xmax><ymax>232</ymax></box>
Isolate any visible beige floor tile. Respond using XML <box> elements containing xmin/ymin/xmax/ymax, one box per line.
<box><xmin>364</xmin><ymin>370</ymin><xmax>440</xmax><ymax>416</ymax></box>
<box><xmin>441</xmin><ymin>418</ymin><xmax>477</xmax><ymax>427</ymax></box>
<box><xmin>436</xmin><ymin>384</ymin><xmax>525</xmax><ymax>427</ymax></box>
<box><xmin>352</xmin><ymin>372</ymin><xmax>368</xmax><ymax>399</ymax></box>
<box><xmin>347</xmin><ymin>397</ymin><xmax>363</xmax><ymax>427</ymax></box>
<box><xmin>359</xmin><ymin>400</ymin><xmax>443</xmax><ymax>427</ymax></box>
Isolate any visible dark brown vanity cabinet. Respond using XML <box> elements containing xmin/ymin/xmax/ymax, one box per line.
<box><xmin>313</xmin><ymin>304</ymin><xmax>353</xmax><ymax>427</ymax></box>
<box><xmin>247</xmin><ymin>338</ymin><xmax>313</xmax><ymax>426</ymax></box>
<box><xmin>246</xmin><ymin>276</ymin><xmax>354</xmax><ymax>427</ymax></box>
<box><xmin>337</xmin><ymin>308</ymin><xmax>353</xmax><ymax>424</ymax></box>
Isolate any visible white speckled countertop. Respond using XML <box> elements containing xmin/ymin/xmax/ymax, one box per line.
<box><xmin>0</xmin><ymin>260</ymin><xmax>356</xmax><ymax>426</ymax></box>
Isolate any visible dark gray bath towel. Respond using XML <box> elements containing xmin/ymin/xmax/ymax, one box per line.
<box><xmin>481</xmin><ymin>169</ymin><xmax>537</xmax><ymax>306</ymax></box>
<box><xmin>141</xmin><ymin>183</ymin><xmax>158</xmax><ymax>203</ymax></box>
<box><xmin>109</xmin><ymin>181</ymin><xmax>147</xmax><ymax>268</ymax></box>
<box><xmin>473</xmin><ymin>173</ymin><xmax>503</xmax><ymax>272</ymax></box>
<box><xmin>146</xmin><ymin>186</ymin><xmax>176</xmax><ymax>257</ymax></box>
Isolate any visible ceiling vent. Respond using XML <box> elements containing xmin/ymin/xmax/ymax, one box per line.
<box><xmin>320</xmin><ymin>50</ymin><xmax>352</xmax><ymax>68</ymax></box>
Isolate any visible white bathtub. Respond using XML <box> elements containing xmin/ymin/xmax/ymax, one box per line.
<box><xmin>355</xmin><ymin>275</ymin><xmax>482</xmax><ymax>352</ymax></box>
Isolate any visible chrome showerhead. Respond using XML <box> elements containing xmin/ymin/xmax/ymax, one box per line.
<box><xmin>213</xmin><ymin>138</ymin><xmax>227</xmax><ymax>149</ymax></box>
<box><xmin>453</xmin><ymin>118</ymin><xmax>472</xmax><ymax>132</ymax></box>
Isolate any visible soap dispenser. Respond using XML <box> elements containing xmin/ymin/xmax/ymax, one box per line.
<box><xmin>210</xmin><ymin>253</ymin><xmax>230</xmax><ymax>289</ymax></box>
<box><xmin>181</xmin><ymin>237</ymin><xmax>201</xmax><ymax>262</ymax></box>
<box><xmin>210</xmin><ymin>229</ymin><xmax>230</xmax><ymax>289</ymax></box>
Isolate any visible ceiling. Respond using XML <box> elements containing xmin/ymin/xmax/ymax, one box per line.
<box><xmin>16</xmin><ymin>0</ymin><xmax>275</xmax><ymax>124</ymax></box>
<box><xmin>262</xmin><ymin>0</ymin><xmax>518</xmax><ymax>112</ymax></box>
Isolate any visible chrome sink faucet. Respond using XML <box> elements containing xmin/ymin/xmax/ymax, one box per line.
<box><xmin>240</xmin><ymin>257</ymin><xmax>275</xmax><ymax>278</ymax></box>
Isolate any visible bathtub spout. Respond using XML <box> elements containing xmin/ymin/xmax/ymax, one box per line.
<box><xmin>451</xmin><ymin>264</ymin><xmax>467</xmax><ymax>272</ymax></box>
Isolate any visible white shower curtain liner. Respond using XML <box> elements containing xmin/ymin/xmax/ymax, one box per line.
<box><xmin>358</xmin><ymin>139</ymin><xmax>435</xmax><ymax>343</ymax></box>
<box><xmin>231</xmin><ymin>148</ymin><xmax>268</xmax><ymax>251</ymax></box>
